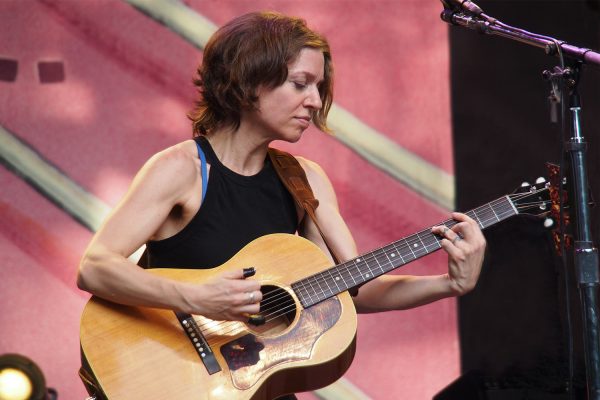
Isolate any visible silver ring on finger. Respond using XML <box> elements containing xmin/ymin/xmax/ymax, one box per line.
<box><xmin>452</xmin><ymin>235</ymin><xmax>462</xmax><ymax>245</ymax></box>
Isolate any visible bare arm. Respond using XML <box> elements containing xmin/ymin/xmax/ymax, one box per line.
<box><xmin>77</xmin><ymin>142</ymin><xmax>262</xmax><ymax>321</ymax></box>
<box><xmin>297</xmin><ymin>157</ymin><xmax>486</xmax><ymax>313</ymax></box>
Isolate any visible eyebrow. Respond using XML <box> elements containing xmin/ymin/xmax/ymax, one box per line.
<box><xmin>289</xmin><ymin>71</ymin><xmax>324</xmax><ymax>84</ymax></box>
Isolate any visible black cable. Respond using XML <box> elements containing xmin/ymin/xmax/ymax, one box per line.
<box><xmin>551</xmin><ymin>37</ymin><xmax>576</xmax><ymax>400</ymax></box>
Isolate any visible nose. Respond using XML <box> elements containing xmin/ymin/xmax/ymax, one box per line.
<box><xmin>304</xmin><ymin>85</ymin><xmax>322</xmax><ymax>110</ymax></box>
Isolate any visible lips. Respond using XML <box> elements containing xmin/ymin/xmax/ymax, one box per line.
<box><xmin>295</xmin><ymin>116</ymin><xmax>311</xmax><ymax>129</ymax></box>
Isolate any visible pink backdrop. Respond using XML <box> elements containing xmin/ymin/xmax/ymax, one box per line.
<box><xmin>0</xmin><ymin>1</ymin><xmax>456</xmax><ymax>398</ymax></box>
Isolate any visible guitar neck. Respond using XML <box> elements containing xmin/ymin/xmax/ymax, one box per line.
<box><xmin>292</xmin><ymin>195</ymin><xmax>518</xmax><ymax>308</ymax></box>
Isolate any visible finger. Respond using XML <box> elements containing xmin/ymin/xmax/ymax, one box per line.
<box><xmin>433</xmin><ymin>224</ymin><xmax>463</xmax><ymax>245</ymax></box>
<box><xmin>452</xmin><ymin>213</ymin><xmax>486</xmax><ymax>236</ymax></box>
<box><xmin>438</xmin><ymin>236</ymin><xmax>462</xmax><ymax>258</ymax></box>
<box><xmin>220</xmin><ymin>271</ymin><xmax>261</xmax><ymax>292</ymax></box>
<box><xmin>234</xmin><ymin>303</ymin><xmax>261</xmax><ymax>317</ymax></box>
<box><xmin>431</xmin><ymin>225</ymin><xmax>451</xmax><ymax>235</ymax></box>
<box><xmin>220</xmin><ymin>269</ymin><xmax>246</xmax><ymax>279</ymax></box>
<box><xmin>451</xmin><ymin>234</ymin><xmax>463</xmax><ymax>246</ymax></box>
<box><xmin>452</xmin><ymin>215</ymin><xmax>486</xmax><ymax>244</ymax></box>
<box><xmin>243</xmin><ymin>267</ymin><xmax>256</xmax><ymax>278</ymax></box>
<box><xmin>245</xmin><ymin>313</ymin><xmax>266</xmax><ymax>326</ymax></box>
<box><xmin>232</xmin><ymin>289</ymin><xmax>263</xmax><ymax>306</ymax></box>
<box><xmin>228</xmin><ymin>279</ymin><xmax>261</xmax><ymax>294</ymax></box>
<box><xmin>247</xmin><ymin>289</ymin><xmax>263</xmax><ymax>304</ymax></box>
<box><xmin>221</xmin><ymin>267</ymin><xmax>258</xmax><ymax>280</ymax></box>
<box><xmin>451</xmin><ymin>212</ymin><xmax>476</xmax><ymax>224</ymax></box>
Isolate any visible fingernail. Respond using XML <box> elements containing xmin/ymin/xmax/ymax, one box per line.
<box><xmin>243</xmin><ymin>267</ymin><xmax>256</xmax><ymax>278</ymax></box>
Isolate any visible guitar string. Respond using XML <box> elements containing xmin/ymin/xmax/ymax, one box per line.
<box><xmin>201</xmin><ymin>299</ymin><xmax>301</xmax><ymax>348</ymax></box>
<box><xmin>290</xmin><ymin>197</ymin><xmax>513</xmax><ymax>304</ymax></box>
<box><xmin>201</xmin><ymin>192</ymin><xmax>552</xmax><ymax>337</ymax></box>
<box><xmin>196</xmin><ymin>286</ymin><xmax>320</xmax><ymax>341</ymax></box>
<box><xmin>201</xmin><ymin>201</ymin><xmax>552</xmax><ymax>348</ymax></box>
<box><xmin>291</xmin><ymin>193</ymin><xmax>549</xmax><ymax>310</ymax></box>
<box><xmin>194</xmin><ymin>288</ymin><xmax>289</xmax><ymax>330</ymax></box>
<box><xmin>289</xmin><ymin>193</ymin><xmax>547</xmax><ymax>305</ymax></box>
<box><xmin>205</xmin><ymin>299</ymin><xmax>298</xmax><ymax>341</ymax></box>
<box><xmin>199</xmin><ymin>210</ymin><xmax>503</xmax><ymax>339</ymax></box>
<box><xmin>203</xmin><ymin>217</ymin><xmax>552</xmax><ymax>347</ymax></box>
<box><xmin>258</xmin><ymin>194</ymin><xmax>550</xmax><ymax>312</ymax></box>
<box><xmin>195</xmin><ymin>190</ymin><xmax>551</xmax><ymax>344</ymax></box>
<box><xmin>196</xmin><ymin>287</ymin><xmax>293</xmax><ymax>334</ymax></box>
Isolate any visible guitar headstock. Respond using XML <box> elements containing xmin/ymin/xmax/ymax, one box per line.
<box><xmin>508</xmin><ymin>163</ymin><xmax>572</xmax><ymax>255</ymax></box>
<box><xmin>509</xmin><ymin>178</ymin><xmax>553</xmax><ymax>217</ymax></box>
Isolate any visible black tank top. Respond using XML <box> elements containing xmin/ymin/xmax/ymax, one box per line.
<box><xmin>145</xmin><ymin>136</ymin><xmax>298</xmax><ymax>269</ymax></box>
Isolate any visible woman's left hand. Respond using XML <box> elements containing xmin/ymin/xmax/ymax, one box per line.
<box><xmin>432</xmin><ymin>212</ymin><xmax>487</xmax><ymax>296</ymax></box>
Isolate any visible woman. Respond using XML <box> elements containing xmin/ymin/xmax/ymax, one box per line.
<box><xmin>78</xmin><ymin>10</ymin><xmax>486</xmax><ymax>398</ymax></box>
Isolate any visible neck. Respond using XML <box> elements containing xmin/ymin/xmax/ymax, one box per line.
<box><xmin>206</xmin><ymin>127</ymin><xmax>271</xmax><ymax>176</ymax></box>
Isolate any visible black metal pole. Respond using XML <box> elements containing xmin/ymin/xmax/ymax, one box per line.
<box><xmin>566</xmin><ymin>71</ymin><xmax>600</xmax><ymax>398</ymax></box>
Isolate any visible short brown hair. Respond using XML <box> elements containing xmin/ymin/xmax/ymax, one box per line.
<box><xmin>188</xmin><ymin>11</ymin><xmax>333</xmax><ymax>135</ymax></box>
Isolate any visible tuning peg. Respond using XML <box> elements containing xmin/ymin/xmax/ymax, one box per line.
<box><xmin>544</xmin><ymin>217</ymin><xmax>554</xmax><ymax>228</ymax></box>
<box><xmin>521</xmin><ymin>182</ymin><xmax>530</xmax><ymax>187</ymax></box>
<box><xmin>536</xmin><ymin>177</ymin><xmax>546</xmax><ymax>184</ymax></box>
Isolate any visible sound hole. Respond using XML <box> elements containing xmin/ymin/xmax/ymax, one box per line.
<box><xmin>248</xmin><ymin>285</ymin><xmax>297</xmax><ymax>336</ymax></box>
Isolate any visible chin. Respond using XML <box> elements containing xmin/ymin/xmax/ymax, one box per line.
<box><xmin>276</xmin><ymin>129</ymin><xmax>305</xmax><ymax>144</ymax></box>
<box><xmin>287</xmin><ymin>134</ymin><xmax>303</xmax><ymax>143</ymax></box>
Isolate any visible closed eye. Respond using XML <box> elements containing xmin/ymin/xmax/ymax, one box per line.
<box><xmin>293</xmin><ymin>81</ymin><xmax>307</xmax><ymax>90</ymax></box>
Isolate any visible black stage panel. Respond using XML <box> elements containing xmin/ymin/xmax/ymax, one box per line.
<box><xmin>444</xmin><ymin>1</ymin><xmax>600</xmax><ymax>398</ymax></box>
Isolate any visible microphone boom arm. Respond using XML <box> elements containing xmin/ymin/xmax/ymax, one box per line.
<box><xmin>441</xmin><ymin>10</ymin><xmax>600</xmax><ymax>68</ymax></box>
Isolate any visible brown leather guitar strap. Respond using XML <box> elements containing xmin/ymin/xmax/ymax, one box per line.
<box><xmin>268</xmin><ymin>148</ymin><xmax>342</xmax><ymax>266</ymax></box>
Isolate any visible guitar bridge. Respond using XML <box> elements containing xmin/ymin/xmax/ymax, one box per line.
<box><xmin>175</xmin><ymin>312</ymin><xmax>221</xmax><ymax>375</ymax></box>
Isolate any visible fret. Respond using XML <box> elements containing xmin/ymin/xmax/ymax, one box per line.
<box><xmin>361</xmin><ymin>258</ymin><xmax>377</xmax><ymax>281</ymax></box>
<box><xmin>379</xmin><ymin>247</ymin><xmax>395</xmax><ymax>274</ymax></box>
<box><xmin>326</xmin><ymin>268</ymin><xmax>343</xmax><ymax>293</ymax></box>
<box><xmin>372</xmin><ymin>251</ymin><xmax>388</xmax><ymax>274</ymax></box>
<box><xmin>294</xmin><ymin>282</ymin><xmax>308</xmax><ymax>301</ymax></box>
<box><xmin>404</xmin><ymin>238</ymin><xmax>419</xmax><ymax>260</ymax></box>
<box><xmin>344</xmin><ymin>260</ymin><xmax>359</xmax><ymax>287</ymax></box>
<box><xmin>465</xmin><ymin>209</ymin><xmax>478</xmax><ymax>225</ymax></box>
<box><xmin>312</xmin><ymin>273</ymin><xmax>331</xmax><ymax>300</ymax></box>
<box><xmin>471</xmin><ymin>207</ymin><xmax>489</xmax><ymax>229</ymax></box>
<box><xmin>305</xmin><ymin>276</ymin><xmax>320</xmax><ymax>300</ymax></box>
<box><xmin>487</xmin><ymin>202</ymin><xmax>500</xmax><ymax>222</ymax></box>
<box><xmin>319</xmin><ymin>271</ymin><xmax>335</xmax><ymax>297</ymax></box>
<box><xmin>416</xmin><ymin>233</ymin><xmax>428</xmax><ymax>253</ymax></box>
<box><xmin>311</xmin><ymin>275</ymin><xmax>327</xmax><ymax>302</ymax></box>
<box><xmin>480</xmin><ymin>204</ymin><xmax>500</xmax><ymax>227</ymax></box>
<box><xmin>389</xmin><ymin>243</ymin><xmax>406</xmax><ymax>265</ymax></box>
<box><xmin>352</xmin><ymin>257</ymin><xmax>369</xmax><ymax>283</ymax></box>
<box><xmin>422</xmin><ymin>231</ymin><xmax>441</xmax><ymax>252</ymax></box>
<box><xmin>336</xmin><ymin>262</ymin><xmax>357</xmax><ymax>292</ymax></box>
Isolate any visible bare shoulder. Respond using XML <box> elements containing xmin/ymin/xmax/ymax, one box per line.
<box><xmin>131</xmin><ymin>139</ymin><xmax>200</xmax><ymax>202</ymax></box>
<box><xmin>295</xmin><ymin>156</ymin><xmax>329</xmax><ymax>184</ymax></box>
<box><xmin>145</xmin><ymin>140</ymin><xmax>198</xmax><ymax>177</ymax></box>
<box><xmin>294</xmin><ymin>156</ymin><xmax>338</xmax><ymax>204</ymax></box>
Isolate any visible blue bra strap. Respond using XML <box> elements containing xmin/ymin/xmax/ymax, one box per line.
<box><xmin>195</xmin><ymin>140</ymin><xmax>208</xmax><ymax>203</ymax></box>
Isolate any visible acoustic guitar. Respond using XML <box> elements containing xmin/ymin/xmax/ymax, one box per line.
<box><xmin>80</xmin><ymin>179</ymin><xmax>553</xmax><ymax>399</ymax></box>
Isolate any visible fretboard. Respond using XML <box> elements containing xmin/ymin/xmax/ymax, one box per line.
<box><xmin>291</xmin><ymin>195</ymin><xmax>518</xmax><ymax>308</ymax></box>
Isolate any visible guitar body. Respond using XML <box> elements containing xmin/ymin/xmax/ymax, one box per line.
<box><xmin>80</xmin><ymin>234</ymin><xmax>358</xmax><ymax>400</ymax></box>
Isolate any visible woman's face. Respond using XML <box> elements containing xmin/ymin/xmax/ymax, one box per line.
<box><xmin>249</xmin><ymin>48</ymin><xmax>324</xmax><ymax>142</ymax></box>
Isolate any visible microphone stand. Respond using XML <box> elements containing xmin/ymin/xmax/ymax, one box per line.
<box><xmin>440</xmin><ymin>4</ymin><xmax>600</xmax><ymax>399</ymax></box>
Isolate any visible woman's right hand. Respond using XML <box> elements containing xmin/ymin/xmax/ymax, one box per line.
<box><xmin>179</xmin><ymin>269</ymin><xmax>263</xmax><ymax>321</ymax></box>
